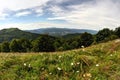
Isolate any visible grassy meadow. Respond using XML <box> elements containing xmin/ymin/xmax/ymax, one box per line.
<box><xmin>0</xmin><ymin>40</ymin><xmax>120</xmax><ymax>80</ymax></box>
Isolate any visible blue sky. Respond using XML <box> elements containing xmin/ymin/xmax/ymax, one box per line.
<box><xmin>0</xmin><ymin>0</ymin><xmax>120</xmax><ymax>30</ymax></box>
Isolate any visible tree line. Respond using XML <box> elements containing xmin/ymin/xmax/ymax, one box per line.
<box><xmin>0</xmin><ymin>27</ymin><xmax>120</xmax><ymax>52</ymax></box>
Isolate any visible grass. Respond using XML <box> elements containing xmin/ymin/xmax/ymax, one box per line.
<box><xmin>0</xmin><ymin>40</ymin><xmax>120</xmax><ymax>80</ymax></box>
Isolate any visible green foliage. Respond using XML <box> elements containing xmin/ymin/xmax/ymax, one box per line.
<box><xmin>96</xmin><ymin>28</ymin><xmax>113</xmax><ymax>42</ymax></box>
<box><xmin>114</xmin><ymin>27</ymin><xmax>120</xmax><ymax>37</ymax></box>
<box><xmin>32</xmin><ymin>35</ymin><xmax>55</xmax><ymax>52</ymax></box>
<box><xmin>80</xmin><ymin>32</ymin><xmax>94</xmax><ymax>47</ymax></box>
<box><xmin>17</xmin><ymin>39</ymin><xmax>32</xmax><ymax>52</ymax></box>
<box><xmin>1</xmin><ymin>41</ymin><xmax>10</xmax><ymax>52</ymax></box>
<box><xmin>9</xmin><ymin>39</ymin><xmax>19</xmax><ymax>52</ymax></box>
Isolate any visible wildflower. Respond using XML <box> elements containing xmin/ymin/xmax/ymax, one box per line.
<box><xmin>83</xmin><ymin>73</ymin><xmax>92</xmax><ymax>78</ymax></box>
<box><xmin>110</xmin><ymin>54</ymin><xmax>113</xmax><ymax>56</ymax></box>
<box><xmin>115</xmin><ymin>39</ymin><xmax>120</xmax><ymax>43</ymax></box>
<box><xmin>71</xmin><ymin>63</ymin><xmax>74</xmax><ymax>66</ymax></box>
<box><xmin>81</xmin><ymin>45</ymin><xmax>85</xmax><ymax>48</ymax></box>
<box><xmin>28</xmin><ymin>64</ymin><xmax>31</xmax><ymax>67</ymax></box>
<box><xmin>59</xmin><ymin>56</ymin><xmax>62</xmax><ymax>58</ymax></box>
<box><xmin>49</xmin><ymin>73</ymin><xmax>52</xmax><ymax>75</ymax></box>
<box><xmin>96</xmin><ymin>64</ymin><xmax>99</xmax><ymax>67</ymax></box>
<box><xmin>24</xmin><ymin>63</ymin><xmax>26</xmax><ymax>66</ymax></box>
<box><xmin>57</xmin><ymin>67</ymin><xmax>62</xmax><ymax>71</ymax></box>
<box><xmin>82</xmin><ymin>49</ymin><xmax>85</xmax><ymax>51</ymax></box>
<box><xmin>86</xmin><ymin>73</ymin><xmax>92</xmax><ymax>77</ymax></box>
<box><xmin>41</xmin><ymin>68</ymin><xmax>44</xmax><ymax>70</ymax></box>
<box><xmin>77</xmin><ymin>62</ymin><xmax>80</xmax><ymax>65</ymax></box>
<box><xmin>76</xmin><ymin>71</ymin><xmax>79</xmax><ymax>73</ymax></box>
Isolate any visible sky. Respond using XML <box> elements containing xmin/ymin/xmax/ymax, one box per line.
<box><xmin>0</xmin><ymin>0</ymin><xmax>120</xmax><ymax>30</ymax></box>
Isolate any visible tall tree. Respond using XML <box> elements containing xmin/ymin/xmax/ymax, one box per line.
<box><xmin>96</xmin><ymin>28</ymin><xmax>112</xmax><ymax>42</ymax></box>
<box><xmin>9</xmin><ymin>39</ymin><xmax>19</xmax><ymax>52</ymax></box>
<box><xmin>1</xmin><ymin>41</ymin><xmax>10</xmax><ymax>52</ymax></box>
<box><xmin>114</xmin><ymin>27</ymin><xmax>120</xmax><ymax>37</ymax></box>
<box><xmin>32</xmin><ymin>35</ymin><xmax>55</xmax><ymax>52</ymax></box>
<box><xmin>17</xmin><ymin>39</ymin><xmax>32</xmax><ymax>52</ymax></box>
<box><xmin>80</xmin><ymin>32</ymin><xmax>94</xmax><ymax>47</ymax></box>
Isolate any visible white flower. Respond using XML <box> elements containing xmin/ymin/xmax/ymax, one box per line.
<box><xmin>28</xmin><ymin>64</ymin><xmax>31</xmax><ymax>67</ymax></box>
<box><xmin>110</xmin><ymin>54</ymin><xmax>113</xmax><ymax>56</ymax></box>
<box><xmin>96</xmin><ymin>64</ymin><xmax>99</xmax><ymax>67</ymax></box>
<box><xmin>57</xmin><ymin>67</ymin><xmax>62</xmax><ymax>71</ymax></box>
<box><xmin>77</xmin><ymin>62</ymin><xmax>80</xmax><ymax>65</ymax></box>
<box><xmin>24</xmin><ymin>63</ymin><xmax>26</xmax><ymax>66</ymax></box>
<box><xmin>76</xmin><ymin>71</ymin><xmax>79</xmax><ymax>73</ymax></box>
<box><xmin>41</xmin><ymin>68</ymin><xmax>44</xmax><ymax>70</ymax></box>
<box><xmin>59</xmin><ymin>56</ymin><xmax>62</xmax><ymax>58</ymax></box>
<box><xmin>83</xmin><ymin>73</ymin><xmax>92</xmax><ymax>77</ymax></box>
<box><xmin>81</xmin><ymin>45</ymin><xmax>84</xmax><ymax>48</ymax></box>
<box><xmin>71</xmin><ymin>63</ymin><xmax>74</xmax><ymax>66</ymax></box>
<box><xmin>49</xmin><ymin>73</ymin><xmax>52</xmax><ymax>75</ymax></box>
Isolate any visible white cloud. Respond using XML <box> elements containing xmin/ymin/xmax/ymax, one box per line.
<box><xmin>0</xmin><ymin>0</ymin><xmax>50</xmax><ymax>19</ymax></box>
<box><xmin>15</xmin><ymin>11</ymin><xmax>31</xmax><ymax>17</ymax></box>
<box><xmin>34</xmin><ymin>8</ymin><xmax>44</xmax><ymax>16</ymax></box>
<box><xmin>48</xmin><ymin>0</ymin><xmax>120</xmax><ymax>30</ymax></box>
<box><xmin>0</xmin><ymin>22</ymin><xmax>74</xmax><ymax>30</ymax></box>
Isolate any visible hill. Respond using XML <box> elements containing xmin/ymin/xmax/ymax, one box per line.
<box><xmin>0</xmin><ymin>28</ymin><xmax>40</xmax><ymax>42</ymax></box>
<box><xmin>62</xmin><ymin>33</ymin><xmax>82</xmax><ymax>39</ymax></box>
<box><xmin>26</xmin><ymin>28</ymin><xmax>97</xmax><ymax>36</ymax></box>
<box><xmin>0</xmin><ymin>39</ymin><xmax>120</xmax><ymax>79</ymax></box>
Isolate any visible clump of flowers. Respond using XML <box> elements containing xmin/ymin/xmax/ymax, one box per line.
<box><xmin>83</xmin><ymin>73</ymin><xmax>92</xmax><ymax>78</ymax></box>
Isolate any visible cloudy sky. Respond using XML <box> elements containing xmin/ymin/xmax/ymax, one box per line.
<box><xmin>0</xmin><ymin>0</ymin><xmax>120</xmax><ymax>30</ymax></box>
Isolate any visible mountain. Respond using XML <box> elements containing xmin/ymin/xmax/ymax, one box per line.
<box><xmin>26</xmin><ymin>28</ymin><xmax>97</xmax><ymax>36</ymax></box>
<box><xmin>0</xmin><ymin>28</ymin><xmax>40</xmax><ymax>42</ymax></box>
<box><xmin>62</xmin><ymin>33</ymin><xmax>82</xmax><ymax>39</ymax></box>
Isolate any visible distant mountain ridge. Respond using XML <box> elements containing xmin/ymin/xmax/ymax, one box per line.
<box><xmin>26</xmin><ymin>28</ymin><xmax>97</xmax><ymax>36</ymax></box>
<box><xmin>0</xmin><ymin>28</ymin><xmax>40</xmax><ymax>42</ymax></box>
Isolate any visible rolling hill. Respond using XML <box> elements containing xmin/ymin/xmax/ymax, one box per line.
<box><xmin>0</xmin><ymin>39</ymin><xmax>120</xmax><ymax>79</ymax></box>
<box><xmin>0</xmin><ymin>28</ymin><xmax>40</xmax><ymax>42</ymax></box>
<box><xmin>26</xmin><ymin>28</ymin><xmax>97</xmax><ymax>36</ymax></box>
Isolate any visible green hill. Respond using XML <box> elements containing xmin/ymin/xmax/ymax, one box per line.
<box><xmin>0</xmin><ymin>28</ymin><xmax>40</xmax><ymax>42</ymax></box>
<box><xmin>62</xmin><ymin>33</ymin><xmax>82</xmax><ymax>39</ymax></box>
<box><xmin>0</xmin><ymin>39</ymin><xmax>120</xmax><ymax>79</ymax></box>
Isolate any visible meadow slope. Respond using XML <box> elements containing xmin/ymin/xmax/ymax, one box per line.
<box><xmin>0</xmin><ymin>40</ymin><xmax>120</xmax><ymax>80</ymax></box>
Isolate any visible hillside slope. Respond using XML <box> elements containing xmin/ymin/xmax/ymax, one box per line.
<box><xmin>0</xmin><ymin>40</ymin><xmax>120</xmax><ymax>79</ymax></box>
<box><xmin>0</xmin><ymin>28</ymin><xmax>40</xmax><ymax>42</ymax></box>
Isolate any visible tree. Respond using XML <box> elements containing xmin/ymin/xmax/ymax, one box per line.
<box><xmin>114</xmin><ymin>27</ymin><xmax>120</xmax><ymax>37</ymax></box>
<box><xmin>96</xmin><ymin>28</ymin><xmax>112</xmax><ymax>42</ymax></box>
<box><xmin>17</xmin><ymin>39</ymin><xmax>32</xmax><ymax>52</ymax></box>
<box><xmin>70</xmin><ymin>41</ymin><xmax>78</xmax><ymax>49</ymax></box>
<box><xmin>32</xmin><ymin>35</ymin><xmax>55</xmax><ymax>52</ymax></box>
<box><xmin>9</xmin><ymin>39</ymin><xmax>19</xmax><ymax>52</ymax></box>
<box><xmin>1</xmin><ymin>41</ymin><xmax>10</xmax><ymax>52</ymax></box>
<box><xmin>80</xmin><ymin>32</ymin><xmax>94</xmax><ymax>47</ymax></box>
